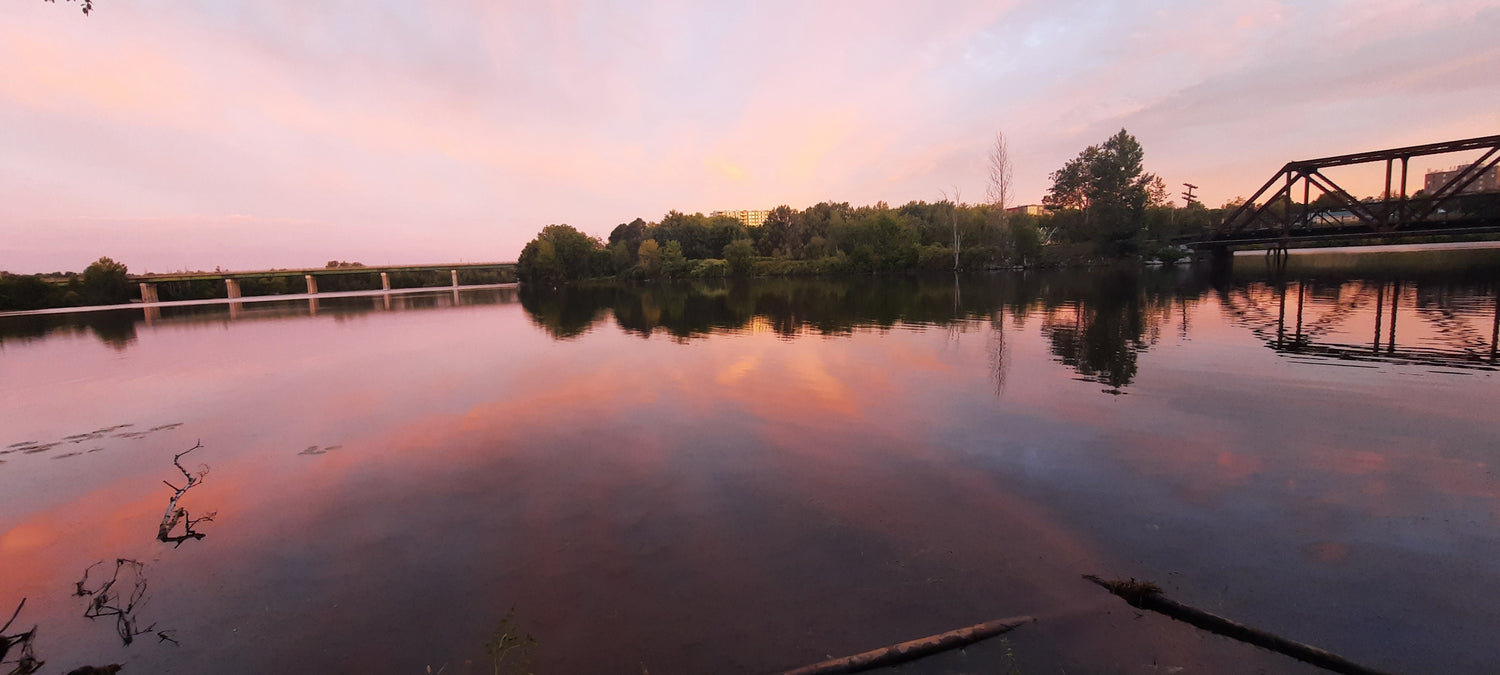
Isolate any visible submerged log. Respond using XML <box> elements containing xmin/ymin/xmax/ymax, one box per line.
<box><xmin>780</xmin><ymin>615</ymin><xmax>1035</xmax><ymax>675</ymax></box>
<box><xmin>1082</xmin><ymin>575</ymin><xmax>1394</xmax><ymax>675</ymax></box>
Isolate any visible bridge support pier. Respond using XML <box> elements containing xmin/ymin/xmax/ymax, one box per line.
<box><xmin>381</xmin><ymin>272</ymin><xmax>390</xmax><ymax>291</ymax></box>
<box><xmin>305</xmin><ymin>275</ymin><xmax>318</xmax><ymax>295</ymax></box>
<box><xmin>1208</xmin><ymin>246</ymin><xmax>1234</xmax><ymax>271</ymax></box>
<box><xmin>225</xmin><ymin>278</ymin><xmax>241</xmax><ymax>299</ymax></box>
<box><xmin>138</xmin><ymin>282</ymin><xmax>159</xmax><ymax>304</ymax></box>
<box><xmin>451</xmin><ymin>269</ymin><xmax>459</xmax><ymax>288</ymax></box>
<box><xmin>1264</xmin><ymin>243</ymin><xmax>1289</xmax><ymax>271</ymax></box>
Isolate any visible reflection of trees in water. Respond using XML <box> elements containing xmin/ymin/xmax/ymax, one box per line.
<box><xmin>521</xmin><ymin>277</ymin><xmax>1010</xmax><ymax>342</ymax></box>
<box><xmin>521</xmin><ymin>271</ymin><xmax>1204</xmax><ymax>393</ymax></box>
<box><xmin>1036</xmin><ymin>271</ymin><xmax>1180</xmax><ymax>391</ymax></box>
<box><xmin>0</xmin><ymin>310</ymin><xmax>138</xmax><ymax>351</ymax></box>
<box><xmin>987</xmin><ymin>309</ymin><xmax>1009</xmax><ymax>396</ymax></box>
<box><xmin>0</xmin><ymin>288</ymin><xmax>519</xmax><ymax>351</ymax></box>
<box><xmin>517</xmin><ymin>284</ymin><xmax>615</xmax><ymax>340</ymax></box>
<box><xmin>517</xmin><ymin>269</ymin><xmax>1500</xmax><ymax>386</ymax></box>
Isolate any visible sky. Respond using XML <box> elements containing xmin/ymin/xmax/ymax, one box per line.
<box><xmin>2</xmin><ymin>0</ymin><xmax>1498</xmax><ymax>273</ymax></box>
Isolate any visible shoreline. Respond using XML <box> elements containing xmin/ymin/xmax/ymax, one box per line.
<box><xmin>0</xmin><ymin>283</ymin><xmax>518</xmax><ymax>319</ymax></box>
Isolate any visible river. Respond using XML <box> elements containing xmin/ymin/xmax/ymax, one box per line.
<box><xmin>2</xmin><ymin>251</ymin><xmax>1497</xmax><ymax>674</ymax></box>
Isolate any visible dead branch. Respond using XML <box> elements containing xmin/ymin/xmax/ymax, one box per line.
<box><xmin>1083</xmin><ymin>575</ymin><xmax>1394</xmax><ymax>675</ymax></box>
<box><xmin>1</xmin><ymin>598</ymin><xmax>44</xmax><ymax>675</ymax></box>
<box><xmin>158</xmin><ymin>441</ymin><xmax>215</xmax><ymax>546</ymax></box>
<box><xmin>0</xmin><ymin>599</ymin><xmax>22</xmax><ymax>636</ymax></box>
<box><xmin>780</xmin><ymin>615</ymin><xmax>1035</xmax><ymax>675</ymax></box>
<box><xmin>75</xmin><ymin>559</ymin><xmax>159</xmax><ymax>646</ymax></box>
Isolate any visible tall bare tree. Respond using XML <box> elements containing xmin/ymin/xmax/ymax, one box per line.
<box><xmin>986</xmin><ymin>132</ymin><xmax>1014</xmax><ymax>226</ymax></box>
<box><xmin>941</xmin><ymin>187</ymin><xmax>962</xmax><ymax>270</ymax></box>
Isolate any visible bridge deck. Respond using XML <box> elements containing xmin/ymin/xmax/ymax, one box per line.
<box><xmin>133</xmin><ymin>261</ymin><xmax>515</xmax><ymax>283</ymax></box>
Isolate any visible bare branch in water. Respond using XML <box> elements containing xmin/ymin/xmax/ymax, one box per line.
<box><xmin>158</xmin><ymin>441</ymin><xmax>216</xmax><ymax>546</ymax></box>
<box><xmin>0</xmin><ymin>599</ymin><xmax>24</xmax><ymax>636</ymax></box>
<box><xmin>1</xmin><ymin>598</ymin><xmax>45</xmax><ymax>675</ymax></box>
<box><xmin>1083</xmin><ymin>575</ymin><xmax>1395</xmax><ymax>675</ymax></box>
<box><xmin>73</xmin><ymin>559</ymin><xmax>174</xmax><ymax>647</ymax></box>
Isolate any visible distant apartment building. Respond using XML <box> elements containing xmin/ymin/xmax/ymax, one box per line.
<box><xmin>1424</xmin><ymin>163</ymin><xmax>1499</xmax><ymax>194</ymax></box>
<box><xmin>710</xmin><ymin>209</ymin><xmax>771</xmax><ymax>228</ymax></box>
<box><xmin>1005</xmin><ymin>204</ymin><xmax>1046</xmax><ymax>216</ymax></box>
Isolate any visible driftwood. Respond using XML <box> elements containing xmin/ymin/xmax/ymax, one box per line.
<box><xmin>1083</xmin><ymin>575</ymin><xmax>1394</xmax><ymax>675</ymax></box>
<box><xmin>780</xmin><ymin>615</ymin><xmax>1035</xmax><ymax>675</ymax></box>
<box><xmin>158</xmin><ymin>441</ymin><xmax>215</xmax><ymax>546</ymax></box>
<box><xmin>64</xmin><ymin>667</ymin><xmax>122</xmax><ymax>675</ymax></box>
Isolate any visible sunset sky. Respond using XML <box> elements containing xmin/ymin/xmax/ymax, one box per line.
<box><xmin>3</xmin><ymin>0</ymin><xmax>1497</xmax><ymax>273</ymax></box>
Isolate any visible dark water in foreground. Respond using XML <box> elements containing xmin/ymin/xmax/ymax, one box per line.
<box><xmin>1</xmin><ymin>255</ymin><xmax>1498</xmax><ymax>674</ymax></box>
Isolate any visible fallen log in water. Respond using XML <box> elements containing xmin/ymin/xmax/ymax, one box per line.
<box><xmin>779</xmin><ymin>615</ymin><xmax>1035</xmax><ymax>675</ymax></box>
<box><xmin>1082</xmin><ymin>575</ymin><xmax>1394</xmax><ymax>675</ymax></box>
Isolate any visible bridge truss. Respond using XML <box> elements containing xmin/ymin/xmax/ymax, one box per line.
<box><xmin>1211</xmin><ymin>134</ymin><xmax>1500</xmax><ymax>246</ymax></box>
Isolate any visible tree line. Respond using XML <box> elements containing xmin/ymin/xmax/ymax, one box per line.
<box><xmin>518</xmin><ymin>129</ymin><xmax>1241</xmax><ymax>284</ymax></box>
<box><xmin>0</xmin><ymin>257</ymin><xmax>132</xmax><ymax>312</ymax></box>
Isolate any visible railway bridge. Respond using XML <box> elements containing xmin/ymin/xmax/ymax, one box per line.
<box><xmin>1188</xmin><ymin>134</ymin><xmax>1500</xmax><ymax>263</ymax></box>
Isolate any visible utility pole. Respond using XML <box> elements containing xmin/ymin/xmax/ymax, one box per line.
<box><xmin>1181</xmin><ymin>183</ymin><xmax>1199</xmax><ymax>206</ymax></box>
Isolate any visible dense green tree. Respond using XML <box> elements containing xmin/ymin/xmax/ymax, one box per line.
<box><xmin>518</xmin><ymin>224</ymin><xmax>604</xmax><ymax>282</ymax></box>
<box><xmin>655</xmin><ymin>211</ymin><xmax>716</xmax><ymax>259</ymax></box>
<box><xmin>1045</xmin><ymin>129</ymin><xmax>1162</xmax><ymax>256</ymax></box>
<box><xmin>659</xmin><ymin>240</ymin><xmax>688</xmax><ymax>278</ymax></box>
<box><xmin>610</xmin><ymin>241</ymin><xmax>633</xmax><ymax>275</ymax></box>
<box><xmin>518</xmin><ymin>239</ymin><xmax>562</xmax><ymax>283</ymax></box>
<box><xmin>1008</xmin><ymin>219</ymin><xmax>1043</xmax><ymax>265</ymax></box>
<box><xmin>757</xmin><ymin>206</ymin><xmax>798</xmax><ymax>256</ymax></box>
<box><xmin>609</xmin><ymin>218</ymin><xmax>649</xmax><ymax>251</ymax></box>
<box><xmin>723</xmin><ymin>239</ymin><xmax>755</xmax><ymax>276</ymax></box>
<box><xmin>705</xmin><ymin>216</ymin><xmax>747</xmax><ymax>260</ymax></box>
<box><xmin>82</xmin><ymin>256</ymin><xmax>131</xmax><ymax>305</ymax></box>
<box><xmin>637</xmin><ymin>239</ymin><xmax>662</xmax><ymax>277</ymax></box>
<box><xmin>0</xmin><ymin>274</ymin><xmax>58</xmax><ymax>311</ymax></box>
<box><xmin>690</xmin><ymin>259</ymin><xmax>730</xmax><ymax>278</ymax></box>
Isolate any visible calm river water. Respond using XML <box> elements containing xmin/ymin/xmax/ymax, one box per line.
<box><xmin>2</xmin><ymin>251</ymin><xmax>1498</xmax><ymax>674</ymax></box>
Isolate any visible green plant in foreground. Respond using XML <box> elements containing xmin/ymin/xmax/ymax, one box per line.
<box><xmin>484</xmin><ymin>608</ymin><xmax>538</xmax><ymax>675</ymax></box>
<box><xmin>998</xmin><ymin>636</ymin><xmax>1022</xmax><ymax>675</ymax></box>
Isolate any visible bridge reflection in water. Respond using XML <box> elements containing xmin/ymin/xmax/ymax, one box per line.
<box><xmin>1221</xmin><ymin>279</ymin><xmax>1498</xmax><ymax>371</ymax></box>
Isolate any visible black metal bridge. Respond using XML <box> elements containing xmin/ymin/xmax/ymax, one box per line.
<box><xmin>1192</xmin><ymin>134</ymin><xmax>1500</xmax><ymax>252</ymax></box>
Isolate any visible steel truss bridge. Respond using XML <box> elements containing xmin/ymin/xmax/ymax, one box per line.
<box><xmin>1196</xmin><ymin>134</ymin><xmax>1500</xmax><ymax>250</ymax></box>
